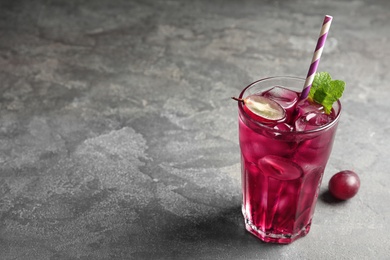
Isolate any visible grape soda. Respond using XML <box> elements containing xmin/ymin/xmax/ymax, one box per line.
<box><xmin>237</xmin><ymin>77</ymin><xmax>341</xmax><ymax>244</ymax></box>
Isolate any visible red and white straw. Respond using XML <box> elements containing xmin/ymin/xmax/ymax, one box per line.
<box><xmin>299</xmin><ymin>15</ymin><xmax>333</xmax><ymax>101</ymax></box>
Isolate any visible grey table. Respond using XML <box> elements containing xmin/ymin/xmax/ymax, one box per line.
<box><xmin>1</xmin><ymin>0</ymin><xmax>389</xmax><ymax>259</ymax></box>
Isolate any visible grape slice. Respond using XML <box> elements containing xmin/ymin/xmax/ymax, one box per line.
<box><xmin>243</xmin><ymin>95</ymin><xmax>286</xmax><ymax>123</ymax></box>
<box><xmin>258</xmin><ymin>155</ymin><xmax>303</xmax><ymax>181</ymax></box>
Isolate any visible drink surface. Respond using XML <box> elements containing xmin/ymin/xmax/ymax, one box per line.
<box><xmin>250</xmin><ymin>86</ymin><xmax>337</xmax><ymax>131</ymax></box>
<box><xmin>239</xmin><ymin>85</ymin><xmax>339</xmax><ymax>244</ymax></box>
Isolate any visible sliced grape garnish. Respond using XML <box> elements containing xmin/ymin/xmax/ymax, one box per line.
<box><xmin>232</xmin><ymin>95</ymin><xmax>286</xmax><ymax>123</ymax></box>
<box><xmin>257</xmin><ymin>155</ymin><xmax>303</xmax><ymax>180</ymax></box>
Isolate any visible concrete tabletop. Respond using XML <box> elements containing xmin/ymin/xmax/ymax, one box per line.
<box><xmin>1</xmin><ymin>0</ymin><xmax>389</xmax><ymax>259</ymax></box>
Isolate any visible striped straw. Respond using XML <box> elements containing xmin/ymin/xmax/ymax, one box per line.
<box><xmin>299</xmin><ymin>15</ymin><xmax>333</xmax><ymax>101</ymax></box>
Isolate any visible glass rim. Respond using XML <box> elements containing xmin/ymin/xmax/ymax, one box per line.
<box><xmin>238</xmin><ymin>76</ymin><xmax>342</xmax><ymax>135</ymax></box>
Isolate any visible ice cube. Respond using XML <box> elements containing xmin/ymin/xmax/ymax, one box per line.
<box><xmin>242</xmin><ymin>161</ymin><xmax>268</xmax><ymax>224</ymax></box>
<box><xmin>262</xmin><ymin>87</ymin><xmax>299</xmax><ymax>120</ymax></box>
<box><xmin>257</xmin><ymin>155</ymin><xmax>303</xmax><ymax>181</ymax></box>
<box><xmin>294</xmin><ymin>167</ymin><xmax>324</xmax><ymax>231</ymax></box>
<box><xmin>266</xmin><ymin>175</ymin><xmax>302</xmax><ymax>231</ymax></box>
<box><xmin>263</xmin><ymin>86</ymin><xmax>299</xmax><ymax>110</ymax></box>
<box><xmin>245</xmin><ymin>160</ymin><xmax>262</xmax><ymax>177</ymax></box>
<box><xmin>295</xmin><ymin>99</ymin><xmax>324</xmax><ymax>118</ymax></box>
<box><xmin>240</xmin><ymin>119</ymin><xmax>294</xmax><ymax>161</ymax></box>
<box><xmin>294</xmin><ymin>112</ymin><xmax>332</xmax><ymax>131</ymax></box>
<box><xmin>292</xmin><ymin>135</ymin><xmax>335</xmax><ymax>172</ymax></box>
<box><xmin>296</xmin><ymin>167</ymin><xmax>324</xmax><ymax>215</ymax></box>
<box><xmin>239</xmin><ymin>121</ymin><xmax>269</xmax><ymax>162</ymax></box>
<box><xmin>273</xmin><ymin>123</ymin><xmax>294</xmax><ymax>132</ymax></box>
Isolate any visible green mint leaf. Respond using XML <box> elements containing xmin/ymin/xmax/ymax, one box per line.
<box><xmin>329</xmin><ymin>80</ymin><xmax>345</xmax><ymax>100</ymax></box>
<box><xmin>313</xmin><ymin>72</ymin><xmax>332</xmax><ymax>88</ymax></box>
<box><xmin>309</xmin><ymin>72</ymin><xmax>345</xmax><ymax>114</ymax></box>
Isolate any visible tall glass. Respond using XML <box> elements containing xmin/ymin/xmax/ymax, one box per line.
<box><xmin>237</xmin><ymin>77</ymin><xmax>341</xmax><ymax>244</ymax></box>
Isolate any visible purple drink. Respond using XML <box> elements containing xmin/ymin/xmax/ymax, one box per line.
<box><xmin>237</xmin><ymin>77</ymin><xmax>341</xmax><ymax>244</ymax></box>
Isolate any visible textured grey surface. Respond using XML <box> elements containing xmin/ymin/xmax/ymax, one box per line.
<box><xmin>1</xmin><ymin>0</ymin><xmax>389</xmax><ymax>259</ymax></box>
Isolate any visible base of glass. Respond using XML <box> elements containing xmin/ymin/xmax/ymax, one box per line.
<box><xmin>244</xmin><ymin>218</ymin><xmax>312</xmax><ymax>244</ymax></box>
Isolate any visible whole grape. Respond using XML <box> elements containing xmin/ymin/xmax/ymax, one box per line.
<box><xmin>328</xmin><ymin>170</ymin><xmax>360</xmax><ymax>200</ymax></box>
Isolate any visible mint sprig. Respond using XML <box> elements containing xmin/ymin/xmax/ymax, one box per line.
<box><xmin>309</xmin><ymin>72</ymin><xmax>345</xmax><ymax>114</ymax></box>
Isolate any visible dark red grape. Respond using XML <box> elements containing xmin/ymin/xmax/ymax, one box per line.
<box><xmin>328</xmin><ymin>170</ymin><xmax>360</xmax><ymax>200</ymax></box>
